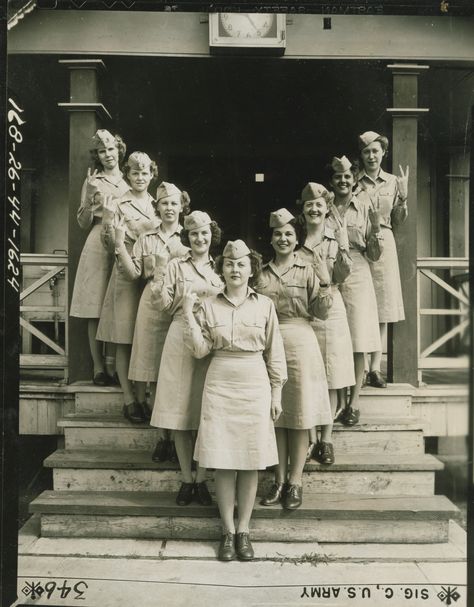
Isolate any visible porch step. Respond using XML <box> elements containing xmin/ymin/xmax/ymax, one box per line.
<box><xmin>45</xmin><ymin>449</ymin><xmax>442</xmax><ymax>496</ymax></box>
<box><xmin>30</xmin><ymin>491</ymin><xmax>459</xmax><ymax>543</ymax></box>
<box><xmin>73</xmin><ymin>382</ymin><xmax>414</xmax><ymax>418</ymax></box>
<box><xmin>58</xmin><ymin>414</ymin><xmax>425</xmax><ymax>454</ymax></box>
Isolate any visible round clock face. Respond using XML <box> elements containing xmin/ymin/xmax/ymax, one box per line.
<box><xmin>219</xmin><ymin>13</ymin><xmax>275</xmax><ymax>39</ymax></box>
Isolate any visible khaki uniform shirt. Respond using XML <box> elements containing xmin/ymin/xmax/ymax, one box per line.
<box><xmin>297</xmin><ymin>225</ymin><xmax>352</xmax><ymax>285</ymax></box>
<box><xmin>77</xmin><ymin>172</ymin><xmax>129</xmax><ymax>230</ymax></box>
<box><xmin>329</xmin><ymin>195</ymin><xmax>383</xmax><ymax>262</ymax></box>
<box><xmin>184</xmin><ymin>288</ymin><xmax>287</xmax><ymax>389</ymax></box>
<box><xmin>151</xmin><ymin>252</ymin><xmax>223</xmax><ymax>318</ymax></box>
<box><xmin>101</xmin><ymin>190</ymin><xmax>159</xmax><ymax>252</ymax></box>
<box><xmin>357</xmin><ymin>169</ymin><xmax>408</xmax><ymax>229</ymax></box>
<box><xmin>116</xmin><ymin>226</ymin><xmax>189</xmax><ymax>281</ymax></box>
<box><xmin>254</xmin><ymin>254</ymin><xmax>332</xmax><ymax>321</ymax></box>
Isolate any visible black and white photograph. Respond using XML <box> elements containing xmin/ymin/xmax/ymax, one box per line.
<box><xmin>3</xmin><ymin>2</ymin><xmax>473</xmax><ymax>605</ymax></box>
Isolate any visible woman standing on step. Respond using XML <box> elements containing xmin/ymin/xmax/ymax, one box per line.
<box><xmin>296</xmin><ymin>180</ymin><xmax>355</xmax><ymax>463</ymax></box>
<box><xmin>254</xmin><ymin>210</ymin><xmax>332</xmax><ymax>510</ymax></box>
<box><xmin>114</xmin><ymin>183</ymin><xmax>190</xmax><ymax>448</ymax></box>
<box><xmin>70</xmin><ymin>130</ymin><xmax>129</xmax><ymax>386</ymax></box>
<box><xmin>326</xmin><ymin>155</ymin><xmax>383</xmax><ymax>426</ymax></box>
<box><xmin>150</xmin><ymin>211</ymin><xmax>223</xmax><ymax>507</ymax></box>
<box><xmin>96</xmin><ymin>152</ymin><xmax>159</xmax><ymax>423</ymax></box>
<box><xmin>183</xmin><ymin>240</ymin><xmax>287</xmax><ymax>562</ymax></box>
<box><xmin>357</xmin><ymin>131</ymin><xmax>409</xmax><ymax>388</ymax></box>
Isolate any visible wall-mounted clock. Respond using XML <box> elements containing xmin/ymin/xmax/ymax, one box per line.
<box><xmin>209</xmin><ymin>13</ymin><xmax>286</xmax><ymax>54</ymax></box>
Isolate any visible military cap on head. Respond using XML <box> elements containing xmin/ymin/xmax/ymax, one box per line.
<box><xmin>299</xmin><ymin>182</ymin><xmax>330</xmax><ymax>204</ymax></box>
<box><xmin>156</xmin><ymin>182</ymin><xmax>182</xmax><ymax>202</ymax></box>
<box><xmin>331</xmin><ymin>155</ymin><xmax>352</xmax><ymax>173</ymax></box>
<box><xmin>126</xmin><ymin>151</ymin><xmax>153</xmax><ymax>170</ymax></box>
<box><xmin>358</xmin><ymin>130</ymin><xmax>382</xmax><ymax>150</ymax></box>
<box><xmin>91</xmin><ymin>129</ymin><xmax>116</xmax><ymax>149</ymax></box>
<box><xmin>184</xmin><ymin>210</ymin><xmax>212</xmax><ymax>231</ymax></box>
<box><xmin>269</xmin><ymin>208</ymin><xmax>295</xmax><ymax>228</ymax></box>
<box><xmin>222</xmin><ymin>239</ymin><xmax>251</xmax><ymax>259</ymax></box>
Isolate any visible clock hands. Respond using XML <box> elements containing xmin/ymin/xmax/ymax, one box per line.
<box><xmin>244</xmin><ymin>14</ymin><xmax>259</xmax><ymax>32</ymax></box>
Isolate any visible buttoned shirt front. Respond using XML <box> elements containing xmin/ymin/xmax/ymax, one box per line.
<box><xmin>151</xmin><ymin>252</ymin><xmax>223</xmax><ymax>317</ymax></box>
<box><xmin>297</xmin><ymin>225</ymin><xmax>352</xmax><ymax>286</ymax></box>
<box><xmin>116</xmin><ymin>225</ymin><xmax>189</xmax><ymax>281</ymax></box>
<box><xmin>184</xmin><ymin>288</ymin><xmax>287</xmax><ymax>388</ymax></box>
<box><xmin>357</xmin><ymin>169</ymin><xmax>408</xmax><ymax>229</ymax></box>
<box><xmin>329</xmin><ymin>196</ymin><xmax>382</xmax><ymax>262</ymax></box>
<box><xmin>254</xmin><ymin>254</ymin><xmax>332</xmax><ymax>321</ymax></box>
<box><xmin>101</xmin><ymin>190</ymin><xmax>159</xmax><ymax>252</ymax></box>
<box><xmin>77</xmin><ymin>172</ymin><xmax>129</xmax><ymax>230</ymax></box>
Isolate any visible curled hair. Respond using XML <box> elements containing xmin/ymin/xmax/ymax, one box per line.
<box><xmin>373</xmin><ymin>135</ymin><xmax>389</xmax><ymax>153</ymax></box>
<box><xmin>324</xmin><ymin>159</ymin><xmax>359</xmax><ymax>185</ymax></box>
<box><xmin>270</xmin><ymin>217</ymin><xmax>304</xmax><ymax>249</ymax></box>
<box><xmin>154</xmin><ymin>190</ymin><xmax>191</xmax><ymax>220</ymax></box>
<box><xmin>122</xmin><ymin>158</ymin><xmax>159</xmax><ymax>184</ymax></box>
<box><xmin>215</xmin><ymin>250</ymin><xmax>263</xmax><ymax>287</ymax></box>
<box><xmin>180</xmin><ymin>220</ymin><xmax>222</xmax><ymax>249</ymax></box>
<box><xmin>90</xmin><ymin>134</ymin><xmax>127</xmax><ymax>171</ymax></box>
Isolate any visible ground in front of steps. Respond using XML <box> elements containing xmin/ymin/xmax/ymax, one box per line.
<box><xmin>13</xmin><ymin>515</ymin><xmax>467</xmax><ymax>607</ymax></box>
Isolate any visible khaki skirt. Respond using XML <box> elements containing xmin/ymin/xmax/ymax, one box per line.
<box><xmin>151</xmin><ymin>317</ymin><xmax>210</xmax><ymax>431</ymax></box>
<box><xmin>312</xmin><ymin>287</ymin><xmax>355</xmax><ymax>389</ymax></box>
<box><xmin>70</xmin><ymin>224</ymin><xmax>113</xmax><ymax>318</ymax></box>
<box><xmin>278</xmin><ymin>319</ymin><xmax>332</xmax><ymax>429</ymax></box>
<box><xmin>128</xmin><ymin>281</ymin><xmax>172</xmax><ymax>382</ymax></box>
<box><xmin>339</xmin><ymin>250</ymin><xmax>381</xmax><ymax>353</ymax></box>
<box><xmin>194</xmin><ymin>351</ymin><xmax>278</xmax><ymax>470</ymax></box>
<box><xmin>96</xmin><ymin>242</ymin><xmax>143</xmax><ymax>344</ymax></box>
<box><xmin>369</xmin><ymin>226</ymin><xmax>405</xmax><ymax>323</ymax></box>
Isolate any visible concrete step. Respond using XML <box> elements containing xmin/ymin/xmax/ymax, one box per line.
<box><xmin>58</xmin><ymin>414</ymin><xmax>425</xmax><ymax>454</ymax></box>
<box><xmin>74</xmin><ymin>382</ymin><xmax>415</xmax><ymax>418</ymax></box>
<box><xmin>45</xmin><ymin>449</ymin><xmax>442</xmax><ymax>496</ymax></box>
<box><xmin>19</xmin><ymin>514</ymin><xmax>467</xmax><ymax>562</ymax></box>
<box><xmin>30</xmin><ymin>491</ymin><xmax>459</xmax><ymax>543</ymax></box>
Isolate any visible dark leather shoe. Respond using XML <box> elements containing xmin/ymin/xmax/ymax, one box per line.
<box><xmin>317</xmin><ymin>442</ymin><xmax>335</xmax><ymax>465</ymax></box>
<box><xmin>283</xmin><ymin>484</ymin><xmax>303</xmax><ymax>510</ymax></box>
<box><xmin>194</xmin><ymin>481</ymin><xmax>212</xmax><ymax>506</ymax></box>
<box><xmin>151</xmin><ymin>438</ymin><xmax>170</xmax><ymax>463</ymax></box>
<box><xmin>218</xmin><ymin>533</ymin><xmax>236</xmax><ymax>561</ymax></box>
<box><xmin>93</xmin><ymin>371</ymin><xmax>107</xmax><ymax>386</ymax></box>
<box><xmin>340</xmin><ymin>406</ymin><xmax>360</xmax><ymax>427</ymax></box>
<box><xmin>176</xmin><ymin>482</ymin><xmax>195</xmax><ymax>506</ymax></box>
<box><xmin>236</xmin><ymin>532</ymin><xmax>254</xmax><ymax>561</ymax></box>
<box><xmin>140</xmin><ymin>401</ymin><xmax>152</xmax><ymax>422</ymax></box>
<box><xmin>367</xmin><ymin>370</ymin><xmax>387</xmax><ymax>388</ymax></box>
<box><xmin>106</xmin><ymin>372</ymin><xmax>120</xmax><ymax>386</ymax></box>
<box><xmin>123</xmin><ymin>402</ymin><xmax>146</xmax><ymax>424</ymax></box>
<box><xmin>260</xmin><ymin>482</ymin><xmax>287</xmax><ymax>506</ymax></box>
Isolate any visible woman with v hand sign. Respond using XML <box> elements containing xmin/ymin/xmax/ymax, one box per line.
<box><xmin>357</xmin><ymin>131</ymin><xmax>408</xmax><ymax>388</ymax></box>
<box><xmin>326</xmin><ymin>156</ymin><xmax>383</xmax><ymax>426</ymax></box>
<box><xmin>70</xmin><ymin>130</ymin><xmax>128</xmax><ymax>386</ymax></box>
<box><xmin>296</xmin><ymin>181</ymin><xmax>355</xmax><ymax>464</ymax></box>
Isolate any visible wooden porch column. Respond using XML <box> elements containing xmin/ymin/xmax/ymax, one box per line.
<box><xmin>386</xmin><ymin>64</ymin><xmax>429</xmax><ymax>386</ymax></box>
<box><xmin>59</xmin><ymin>59</ymin><xmax>111</xmax><ymax>383</ymax></box>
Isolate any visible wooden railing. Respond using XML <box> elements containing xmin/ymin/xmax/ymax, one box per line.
<box><xmin>417</xmin><ymin>257</ymin><xmax>469</xmax><ymax>384</ymax></box>
<box><xmin>20</xmin><ymin>253</ymin><xmax>69</xmax><ymax>381</ymax></box>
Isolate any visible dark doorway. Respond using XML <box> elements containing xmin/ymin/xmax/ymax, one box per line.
<box><xmin>104</xmin><ymin>56</ymin><xmax>391</xmax><ymax>252</ymax></box>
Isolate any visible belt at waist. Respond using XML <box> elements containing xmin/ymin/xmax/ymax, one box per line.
<box><xmin>213</xmin><ymin>350</ymin><xmax>262</xmax><ymax>359</ymax></box>
<box><xmin>278</xmin><ymin>317</ymin><xmax>311</xmax><ymax>325</ymax></box>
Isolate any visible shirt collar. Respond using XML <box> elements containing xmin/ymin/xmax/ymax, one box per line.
<box><xmin>359</xmin><ymin>168</ymin><xmax>389</xmax><ymax>184</ymax></box>
<box><xmin>157</xmin><ymin>223</ymin><xmax>182</xmax><ymax>242</ymax></box>
<box><xmin>182</xmin><ymin>251</ymin><xmax>214</xmax><ymax>267</ymax></box>
<box><xmin>218</xmin><ymin>286</ymin><xmax>258</xmax><ymax>306</ymax></box>
<box><xmin>264</xmin><ymin>253</ymin><xmax>307</xmax><ymax>275</ymax></box>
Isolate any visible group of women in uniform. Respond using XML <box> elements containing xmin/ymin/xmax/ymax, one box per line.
<box><xmin>70</xmin><ymin>128</ymin><xmax>408</xmax><ymax>561</ymax></box>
